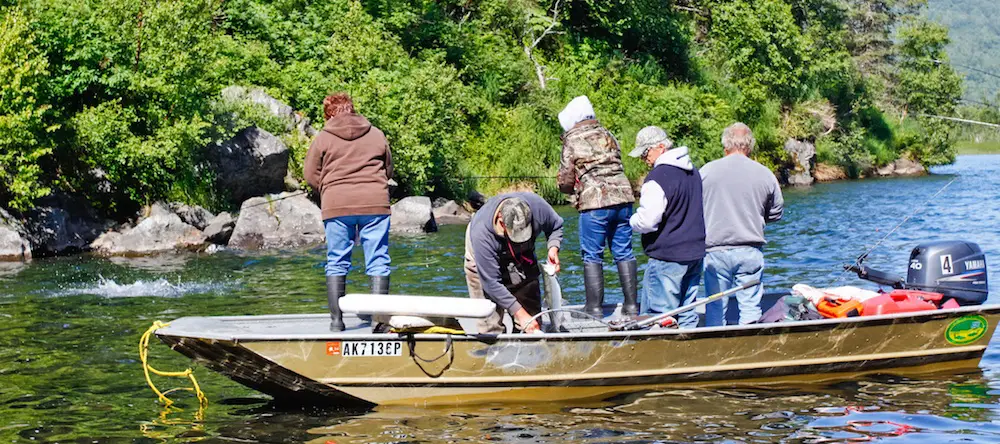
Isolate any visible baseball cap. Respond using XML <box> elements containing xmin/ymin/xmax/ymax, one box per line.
<box><xmin>629</xmin><ymin>125</ymin><xmax>673</xmax><ymax>158</ymax></box>
<box><xmin>496</xmin><ymin>197</ymin><xmax>533</xmax><ymax>243</ymax></box>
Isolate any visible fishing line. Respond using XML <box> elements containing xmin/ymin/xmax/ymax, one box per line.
<box><xmin>838</xmin><ymin>176</ymin><xmax>959</xmax><ymax>281</ymax></box>
<box><xmin>238</xmin><ymin>190</ymin><xmax>310</xmax><ymax>209</ymax></box>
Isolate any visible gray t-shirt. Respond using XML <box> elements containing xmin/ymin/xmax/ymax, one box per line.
<box><xmin>467</xmin><ymin>192</ymin><xmax>564</xmax><ymax>315</ymax></box>
<box><xmin>700</xmin><ymin>154</ymin><xmax>783</xmax><ymax>250</ymax></box>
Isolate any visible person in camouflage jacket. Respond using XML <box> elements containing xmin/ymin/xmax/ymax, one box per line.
<box><xmin>557</xmin><ymin>96</ymin><xmax>639</xmax><ymax>318</ymax></box>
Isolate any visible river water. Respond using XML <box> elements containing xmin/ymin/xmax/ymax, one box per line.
<box><xmin>2</xmin><ymin>155</ymin><xmax>1000</xmax><ymax>442</ymax></box>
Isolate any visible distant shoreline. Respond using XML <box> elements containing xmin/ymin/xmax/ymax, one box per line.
<box><xmin>957</xmin><ymin>141</ymin><xmax>1000</xmax><ymax>155</ymax></box>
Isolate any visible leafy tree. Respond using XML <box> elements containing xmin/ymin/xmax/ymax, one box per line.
<box><xmin>894</xmin><ymin>18</ymin><xmax>962</xmax><ymax>165</ymax></box>
<box><xmin>0</xmin><ymin>7</ymin><xmax>52</xmax><ymax>210</ymax></box>
<box><xmin>706</xmin><ymin>0</ymin><xmax>810</xmax><ymax>116</ymax></box>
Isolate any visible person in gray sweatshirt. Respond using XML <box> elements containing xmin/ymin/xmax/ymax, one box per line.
<box><xmin>464</xmin><ymin>192</ymin><xmax>563</xmax><ymax>334</ymax></box>
<box><xmin>700</xmin><ymin>123</ymin><xmax>784</xmax><ymax>326</ymax></box>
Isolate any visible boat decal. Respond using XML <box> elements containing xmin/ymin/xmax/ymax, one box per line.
<box><xmin>945</xmin><ymin>315</ymin><xmax>988</xmax><ymax>345</ymax></box>
<box><xmin>326</xmin><ymin>341</ymin><xmax>341</xmax><ymax>355</ymax></box>
<box><xmin>937</xmin><ymin>271</ymin><xmax>985</xmax><ymax>283</ymax></box>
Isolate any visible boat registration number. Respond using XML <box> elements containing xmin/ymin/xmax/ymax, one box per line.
<box><xmin>329</xmin><ymin>341</ymin><xmax>404</xmax><ymax>357</ymax></box>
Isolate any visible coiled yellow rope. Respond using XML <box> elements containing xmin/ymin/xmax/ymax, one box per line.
<box><xmin>139</xmin><ymin>321</ymin><xmax>208</xmax><ymax>408</ymax></box>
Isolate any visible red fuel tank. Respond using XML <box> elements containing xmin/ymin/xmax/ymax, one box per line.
<box><xmin>861</xmin><ymin>290</ymin><xmax>940</xmax><ymax>316</ymax></box>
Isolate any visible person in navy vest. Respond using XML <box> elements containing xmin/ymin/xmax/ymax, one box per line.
<box><xmin>627</xmin><ymin>126</ymin><xmax>707</xmax><ymax>328</ymax></box>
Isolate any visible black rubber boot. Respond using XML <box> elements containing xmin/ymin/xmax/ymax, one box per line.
<box><xmin>617</xmin><ymin>259</ymin><xmax>639</xmax><ymax>317</ymax></box>
<box><xmin>371</xmin><ymin>275</ymin><xmax>390</xmax><ymax>295</ymax></box>
<box><xmin>370</xmin><ymin>275</ymin><xmax>391</xmax><ymax>333</ymax></box>
<box><xmin>327</xmin><ymin>275</ymin><xmax>346</xmax><ymax>332</ymax></box>
<box><xmin>583</xmin><ymin>262</ymin><xmax>605</xmax><ymax>319</ymax></box>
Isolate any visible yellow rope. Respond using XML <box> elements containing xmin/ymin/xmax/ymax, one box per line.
<box><xmin>139</xmin><ymin>321</ymin><xmax>208</xmax><ymax>408</ymax></box>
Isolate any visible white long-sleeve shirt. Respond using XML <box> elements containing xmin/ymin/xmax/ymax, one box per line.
<box><xmin>629</xmin><ymin>146</ymin><xmax>694</xmax><ymax>233</ymax></box>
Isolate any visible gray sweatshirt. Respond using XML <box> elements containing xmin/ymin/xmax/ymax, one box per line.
<box><xmin>468</xmin><ymin>192</ymin><xmax>564</xmax><ymax>315</ymax></box>
<box><xmin>700</xmin><ymin>154</ymin><xmax>783</xmax><ymax>250</ymax></box>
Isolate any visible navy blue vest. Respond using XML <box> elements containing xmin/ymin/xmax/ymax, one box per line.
<box><xmin>640</xmin><ymin>164</ymin><xmax>706</xmax><ymax>262</ymax></box>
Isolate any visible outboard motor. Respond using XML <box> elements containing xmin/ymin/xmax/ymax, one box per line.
<box><xmin>846</xmin><ymin>240</ymin><xmax>989</xmax><ymax>305</ymax></box>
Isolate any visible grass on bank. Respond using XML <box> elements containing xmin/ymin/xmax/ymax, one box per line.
<box><xmin>956</xmin><ymin>140</ymin><xmax>1000</xmax><ymax>155</ymax></box>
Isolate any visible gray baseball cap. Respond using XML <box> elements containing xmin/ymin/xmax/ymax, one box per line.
<box><xmin>496</xmin><ymin>197</ymin><xmax>533</xmax><ymax>243</ymax></box>
<box><xmin>629</xmin><ymin>126</ymin><xmax>673</xmax><ymax>158</ymax></box>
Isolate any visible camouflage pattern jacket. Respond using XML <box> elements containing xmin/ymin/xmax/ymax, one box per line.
<box><xmin>558</xmin><ymin>120</ymin><xmax>635</xmax><ymax>211</ymax></box>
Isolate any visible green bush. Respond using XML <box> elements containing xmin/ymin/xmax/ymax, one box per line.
<box><xmin>0</xmin><ymin>8</ymin><xmax>52</xmax><ymax>211</ymax></box>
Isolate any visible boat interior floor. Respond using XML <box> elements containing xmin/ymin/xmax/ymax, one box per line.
<box><xmin>157</xmin><ymin>303</ymin><xmax>627</xmax><ymax>340</ymax></box>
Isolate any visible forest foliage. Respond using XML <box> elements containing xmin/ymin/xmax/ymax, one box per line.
<box><xmin>926</xmin><ymin>0</ymin><xmax>1000</xmax><ymax>103</ymax></box>
<box><xmin>0</xmin><ymin>0</ymin><xmax>966</xmax><ymax>214</ymax></box>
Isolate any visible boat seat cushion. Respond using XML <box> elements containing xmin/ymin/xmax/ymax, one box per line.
<box><xmin>341</xmin><ymin>294</ymin><xmax>497</xmax><ymax>319</ymax></box>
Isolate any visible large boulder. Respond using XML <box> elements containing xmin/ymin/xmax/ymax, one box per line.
<box><xmin>432</xmin><ymin>198</ymin><xmax>472</xmax><ymax>225</ymax></box>
<box><xmin>169</xmin><ymin>203</ymin><xmax>215</xmax><ymax>230</ymax></box>
<box><xmin>221</xmin><ymin>86</ymin><xmax>317</xmax><ymax>138</ymax></box>
<box><xmin>208</xmin><ymin>127</ymin><xmax>290</xmax><ymax>204</ymax></box>
<box><xmin>222</xmin><ymin>86</ymin><xmax>295</xmax><ymax>125</ymax></box>
<box><xmin>876</xmin><ymin>157</ymin><xmax>926</xmax><ymax>177</ymax></box>
<box><xmin>203</xmin><ymin>212</ymin><xmax>236</xmax><ymax>245</ymax></box>
<box><xmin>91</xmin><ymin>203</ymin><xmax>207</xmax><ymax>255</ymax></box>
<box><xmin>22</xmin><ymin>192</ymin><xmax>110</xmax><ymax>256</ymax></box>
<box><xmin>813</xmin><ymin>163</ymin><xmax>848</xmax><ymax>182</ymax></box>
<box><xmin>782</xmin><ymin>139</ymin><xmax>816</xmax><ymax>186</ymax></box>
<box><xmin>228</xmin><ymin>192</ymin><xmax>325</xmax><ymax>250</ymax></box>
<box><xmin>0</xmin><ymin>209</ymin><xmax>30</xmax><ymax>261</ymax></box>
<box><xmin>390</xmin><ymin>196</ymin><xmax>438</xmax><ymax>234</ymax></box>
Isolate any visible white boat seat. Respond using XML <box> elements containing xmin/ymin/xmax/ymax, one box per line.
<box><xmin>340</xmin><ymin>294</ymin><xmax>498</xmax><ymax>319</ymax></box>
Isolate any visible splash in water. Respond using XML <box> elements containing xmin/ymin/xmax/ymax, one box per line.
<box><xmin>53</xmin><ymin>276</ymin><xmax>236</xmax><ymax>298</ymax></box>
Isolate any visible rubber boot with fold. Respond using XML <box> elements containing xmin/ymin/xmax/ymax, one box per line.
<box><xmin>583</xmin><ymin>262</ymin><xmax>605</xmax><ymax>319</ymax></box>
<box><xmin>617</xmin><ymin>259</ymin><xmax>639</xmax><ymax>317</ymax></box>
<box><xmin>370</xmin><ymin>275</ymin><xmax>391</xmax><ymax>333</ymax></box>
<box><xmin>327</xmin><ymin>275</ymin><xmax>346</xmax><ymax>332</ymax></box>
<box><xmin>371</xmin><ymin>275</ymin><xmax>390</xmax><ymax>295</ymax></box>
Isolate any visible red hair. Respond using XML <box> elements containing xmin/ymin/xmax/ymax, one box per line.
<box><xmin>323</xmin><ymin>93</ymin><xmax>355</xmax><ymax>120</ymax></box>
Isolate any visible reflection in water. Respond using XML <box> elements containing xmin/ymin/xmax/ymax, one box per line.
<box><xmin>271</xmin><ymin>376</ymin><xmax>1000</xmax><ymax>442</ymax></box>
<box><xmin>0</xmin><ymin>261</ymin><xmax>25</xmax><ymax>278</ymax></box>
<box><xmin>4</xmin><ymin>156</ymin><xmax>1000</xmax><ymax>442</ymax></box>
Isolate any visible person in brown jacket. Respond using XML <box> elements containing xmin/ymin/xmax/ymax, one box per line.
<box><xmin>304</xmin><ymin>93</ymin><xmax>393</xmax><ymax>332</ymax></box>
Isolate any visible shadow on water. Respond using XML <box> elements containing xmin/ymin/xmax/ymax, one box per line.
<box><xmin>4</xmin><ymin>156</ymin><xmax>1000</xmax><ymax>442</ymax></box>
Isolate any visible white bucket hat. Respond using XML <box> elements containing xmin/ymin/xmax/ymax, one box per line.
<box><xmin>558</xmin><ymin>96</ymin><xmax>596</xmax><ymax>132</ymax></box>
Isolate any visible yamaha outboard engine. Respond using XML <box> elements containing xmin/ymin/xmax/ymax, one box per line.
<box><xmin>906</xmin><ymin>241</ymin><xmax>988</xmax><ymax>305</ymax></box>
<box><xmin>846</xmin><ymin>240</ymin><xmax>989</xmax><ymax>305</ymax></box>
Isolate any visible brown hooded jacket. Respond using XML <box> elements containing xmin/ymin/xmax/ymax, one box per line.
<box><xmin>304</xmin><ymin>113</ymin><xmax>392</xmax><ymax>220</ymax></box>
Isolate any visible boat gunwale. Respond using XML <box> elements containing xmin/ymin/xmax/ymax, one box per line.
<box><xmin>155</xmin><ymin>304</ymin><xmax>1000</xmax><ymax>342</ymax></box>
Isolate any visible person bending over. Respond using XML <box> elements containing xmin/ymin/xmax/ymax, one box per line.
<box><xmin>464</xmin><ymin>193</ymin><xmax>563</xmax><ymax>334</ymax></box>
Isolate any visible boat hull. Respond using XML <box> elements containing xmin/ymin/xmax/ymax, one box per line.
<box><xmin>156</xmin><ymin>306</ymin><xmax>1000</xmax><ymax>406</ymax></box>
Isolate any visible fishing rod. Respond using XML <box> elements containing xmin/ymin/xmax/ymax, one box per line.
<box><xmin>838</xmin><ymin>176</ymin><xmax>959</xmax><ymax>282</ymax></box>
<box><xmin>611</xmin><ymin>280</ymin><xmax>759</xmax><ymax>331</ymax></box>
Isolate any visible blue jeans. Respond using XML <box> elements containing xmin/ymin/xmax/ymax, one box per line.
<box><xmin>640</xmin><ymin>258</ymin><xmax>703</xmax><ymax>328</ymax></box>
<box><xmin>703</xmin><ymin>247</ymin><xmax>764</xmax><ymax>326</ymax></box>
<box><xmin>579</xmin><ymin>203</ymin><xmax>635</xmax><ymax>264</ymax></box>
<box><xmin>324</xmin><ymin>215</ymin><xmax>391</xmax><ymax>277</ymax></box>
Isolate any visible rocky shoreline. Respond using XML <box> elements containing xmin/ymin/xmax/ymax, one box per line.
<box><xmin>0</xmin><ymin>192</ymin><xmax>471</xmax><ymax>261</ymax></box>
<box><xmin>779</xmin><ymin>139</ymin><xmax>926</xmax><ymax>186</ymax></box>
